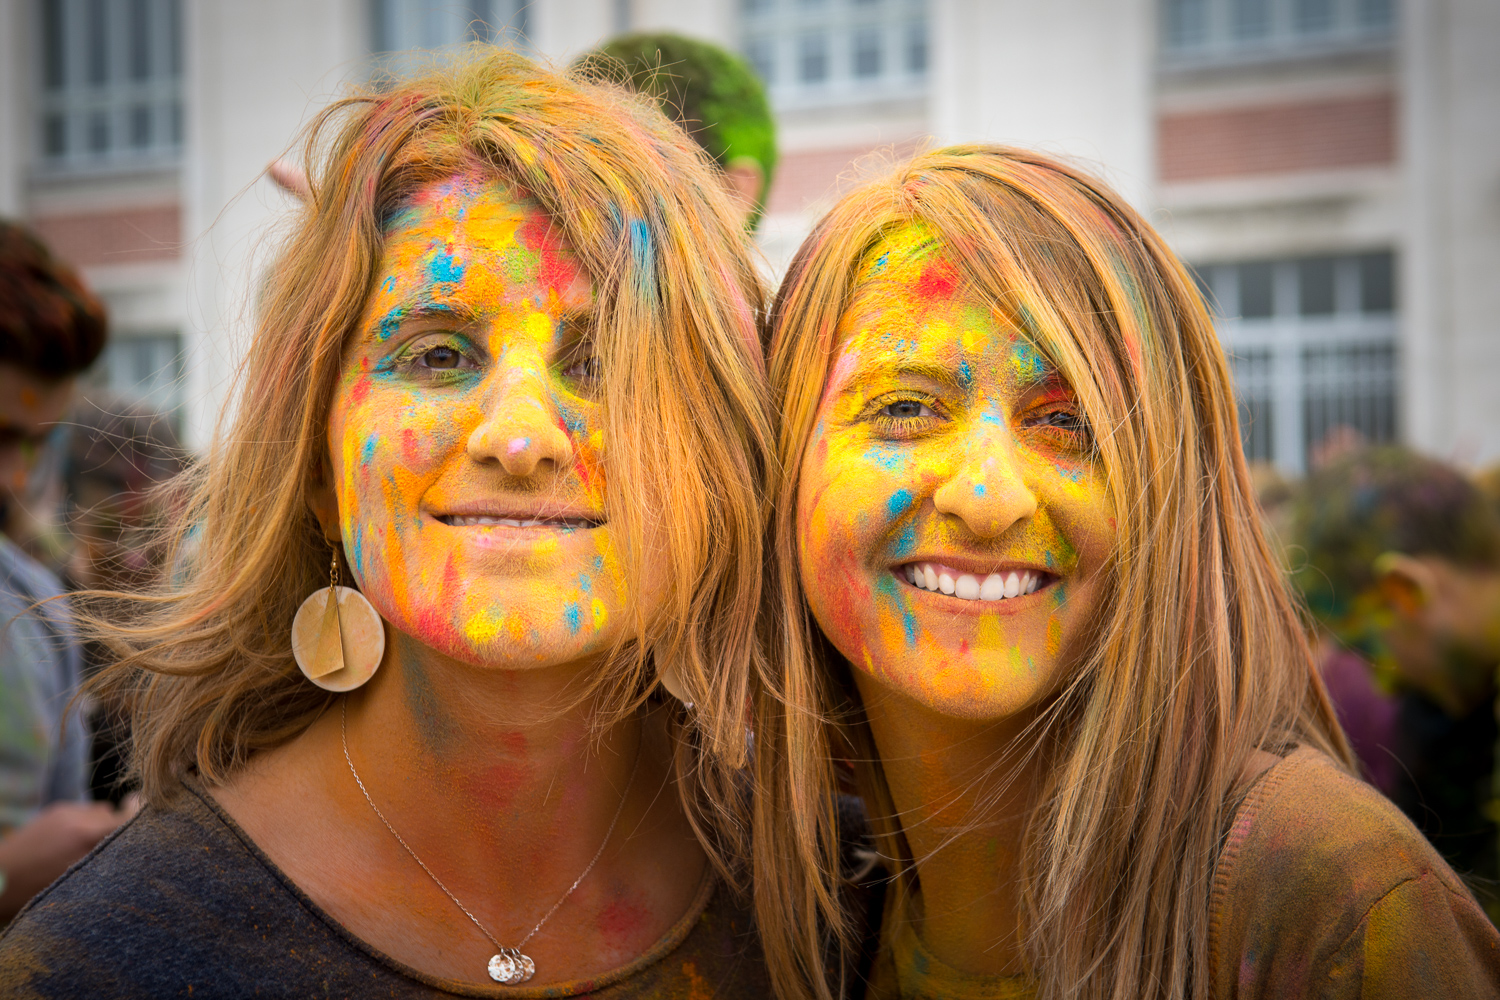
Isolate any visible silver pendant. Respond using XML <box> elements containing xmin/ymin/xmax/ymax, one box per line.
<box><xmin>488</xmin><ymin>949</ymin><xmax>536</xmax><ymax>985</ymax></box>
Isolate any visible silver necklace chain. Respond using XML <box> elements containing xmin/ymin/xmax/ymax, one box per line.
<box><xmin>340</xmin><ymin>699</ymin><xmax>641</xmax><ymax>984</ymax></box>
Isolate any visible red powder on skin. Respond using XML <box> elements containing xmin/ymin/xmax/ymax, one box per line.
<box><xmin>914</xmin><ymin>259</ymin><xmax>960</xmax><ymax>300</ymax></box>
<box><xmin>399</xmin><ymin>427</ymin><xmax>420</xmax><ymax>463</ymax></box>
<box><xmin>516</xmin><ymin>211</ymin><xmax>578</xmax><ymax>296</ymax></box>
<box><xmin>411</xmin><ymin>555</ymin><xmax>465</xmax><ymax>647</ymax></box>
<box><xmin>348</xmin><ymin>375</ymin><xmax>371</xmax><ymax>406</ymax></box>
<box><xmin>596</xmin><ymin>896</ymin><xmax>653</xmax><ymax>951</ymax></box>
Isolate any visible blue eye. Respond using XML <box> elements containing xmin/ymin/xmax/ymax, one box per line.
<box><xmin>562</xmin><ymin>356</ymin><xmax>600</xmax><ymax>380</ymax></box>
<box><xmin>881</xmin><ymin>400</ymin><xmax>934</xmax><ymax>419</ymax></box>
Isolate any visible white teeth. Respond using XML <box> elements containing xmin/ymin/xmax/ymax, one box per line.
<box><xmin>902</xmin><ymin>562</ymin><xmax>1048</xmax><ymax>602</ymax></box>
<box><xmin>446</xmin><ymin>515</ymin><xmax>588</xmax><ymax>529</ymax></box>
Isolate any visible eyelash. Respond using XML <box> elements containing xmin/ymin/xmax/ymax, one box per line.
<box><xmin>866</xmin><ymin>393</ymin><xmax>943</xmax><ymax>438</ymax></box>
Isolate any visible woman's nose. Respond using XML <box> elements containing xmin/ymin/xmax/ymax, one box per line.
<box><xmin>931</xmin><ymin>436</ymin><xmax>1038</xmax><ymax>538</ymax></box>
<box><xmin>466</xmin><ymin>368</ymin><xmax>574</xmax><ymax>477</ymax></box>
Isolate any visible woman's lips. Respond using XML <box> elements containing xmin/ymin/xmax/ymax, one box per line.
<box><xmin>434</xmin><ymin>513</ymin><xmax>602</xmax><ymax>529</ymax></box>
<box><xmin>897</xmin><ymin>561</ymin><xmax>1056</xmax><ymax>602</ymax></box>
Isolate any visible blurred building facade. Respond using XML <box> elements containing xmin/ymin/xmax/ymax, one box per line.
<box><xmin>0</xmin><ymin>0</ymin><xmax>1494</xmax><ymax>472</ymax></box>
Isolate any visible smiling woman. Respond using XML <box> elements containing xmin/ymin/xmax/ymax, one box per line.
<box><xmin>0</xmin><ymin>50</ymin><xmax>778</xmax><ymax>999</ymax></box>
<box><xmin>760</xmin><ymin>147</ymin><xmax>1500</xmax><ymax>1000</ymax></box>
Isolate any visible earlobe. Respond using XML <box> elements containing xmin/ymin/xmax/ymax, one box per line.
<box><xmin>306</xmin><ymin>458</ymin><xmax>342</xmax><ymax>543</ymax></box>
<box><xmin>1373</xmin><ymin>552</ymin><xmax>1434</xmax><ymax>619</ymax></box>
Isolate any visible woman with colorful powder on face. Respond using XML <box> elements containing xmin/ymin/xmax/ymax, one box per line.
<box><xmin>755</xmin><ymin>146</ymin><xmax>1500</xmax><ymax>1000</ymax></box>
<box><xmin>0</xmin><ymin>51</ymin><xmax>777</xmax><ymax>998</ymax></box>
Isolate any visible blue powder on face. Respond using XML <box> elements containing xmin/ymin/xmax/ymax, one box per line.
<box><xmin>427</xmin><ymin>250</ymin><xmax>465</xmax><ymax>285</ymax></box>
<box><xmin>1010</xmin><ymin>340</ymin><xmax>1049</xmax><ymax>381</ymax></box>
<box><xmin>958</xmin><ymin>357</ymin><xmax>973</xmax><ymax>388</ymax></box>
<box><xmin>891</xmin><ymin>523</ymin><xmax>917</xmax><ymax>557</ymax></box>
<box><xmin>564</xmin><ymin>603</ymin><xmax>581</xmax><ymax>634</ymax></box>
<box><xmin>377</xmin><ymin>305</ymin><xmax>405</xmax><ymax>342</ymax></box>
<box><xmin>886</xmin><ymin>488</ymin><xmax>914</xmax><ymax>519</ymax></box>
<box><xmin>974</xmin><ymin>483</ymin><xmax>986</xmax><ymax>496</ymax></box>
<box><xmin>864</xmin><ymin>445</ymin><xmax>906</xmax><ymax>471</ymax></box>
<box><xmin>360</xmin><ymin>436</ymin><xmax>378</xmax><ymax>466</ymax></box>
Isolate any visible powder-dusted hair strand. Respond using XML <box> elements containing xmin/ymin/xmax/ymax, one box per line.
<box><xmin>85</xmin><ymin>46</ymin><xmax>773</xmax><ymax>933</ymax></box>
<box><xmin>760</xmin><ymin>146</ymin><xmax>1350</xmax><ymax>1000</ymax></box>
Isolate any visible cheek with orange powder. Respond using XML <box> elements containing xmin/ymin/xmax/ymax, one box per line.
<box><xmin>327</xmin><ymin>173</ymin><xmax>627</xmax><ymax>671</ymax></box>
<box><xmin>796</xmin><ymin>223</ymin><xmax>1116</xmax><ymax>720</ymax></box>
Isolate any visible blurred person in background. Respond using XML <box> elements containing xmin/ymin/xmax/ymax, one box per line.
<box><xmin>0</xmin><ymin>220</ymin><xmax>133</xmax><ymax>922</ymax></box>
<box><xmin>1294</xmin><ymin>445</ymin><xmax>1500</xmax><ymax>916</ymax></box>
<box><xmin>62</xmin><ymin>397</ymin><xmax>186</xmax><ymax>803</ymax></box>
<box><xmin>582</xmin><ymin>33</ymin><xmax>777</xmax><ymax>229</ymax></box>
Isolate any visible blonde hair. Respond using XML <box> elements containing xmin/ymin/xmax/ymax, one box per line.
<box><xmin>760</xmin><ymin>146</ymin><xmax>1350</xmax><ymax>1000</ymax></box>
<box><xmin>85</xmin><ymin>48</ymin><xmax>771</xmax><ymax>888</ymax></box>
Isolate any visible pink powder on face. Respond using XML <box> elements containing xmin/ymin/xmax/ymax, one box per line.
<box><xmin>507</xmin><ymin>437</ymin><xmax>529</xmax><ymax>456</ymax></box>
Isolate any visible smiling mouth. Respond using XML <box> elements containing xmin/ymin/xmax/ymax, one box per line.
<box><xmin>435</xmin><ymin>514</ymin><xmax>602</xmax><ymax>530</ymax></box>
<box><xmin>898</xmin><ymin>561</ymin><xmax>1056</xmax><ymax>602</ymax></box>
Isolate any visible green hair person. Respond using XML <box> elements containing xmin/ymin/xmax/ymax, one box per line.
<box><xmin>585</xmin><ymin>33</ymin><xmax>777</xmax><ymax>228</ymax></box>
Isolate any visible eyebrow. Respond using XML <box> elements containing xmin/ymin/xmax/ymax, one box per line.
<box><xmin>836</xmin><ymin>358</ymin><xmax>973</xmax><ymax>396</ymax></box>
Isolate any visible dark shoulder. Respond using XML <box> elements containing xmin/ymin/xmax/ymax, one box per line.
<box><xmin>1212</xmin><ymin>746</ymin><xmax>1500</xmax><ymax>999</ymax></box>
<box><xmin>0</xmin><ymin>784</ymin><xmax>358</xmax><ymax>998</ymax></box>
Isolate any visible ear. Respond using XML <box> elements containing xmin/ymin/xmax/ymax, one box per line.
<box><xmin>305</xmin><ymin>454</ymin><xmax>342</xmax><ymax>543</ymax></box>
<box><xmin>721</xmin><ymin>159</ymin><xmax>763</xmax><ymax>227</ymax></box>
<box><xmin>1373</xmin><ymin>552</ymin><xmax>1436</xmax><ymax>620</ymax></box>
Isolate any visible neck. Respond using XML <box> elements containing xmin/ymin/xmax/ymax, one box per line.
<box><xmin>855</xmin><ymin>672</ymin><xmax>1044</xmax><ymax>978</ymax></box>
<box><xmin>340</xmin><ymin>631</ymin><xmax>646</xmax><ymax>897</ymax></box>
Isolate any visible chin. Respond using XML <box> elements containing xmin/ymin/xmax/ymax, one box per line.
<box><xmin>860</xmin><ymin>647</ymin><xmax>1064</xmax><ymax>722</ymax></box>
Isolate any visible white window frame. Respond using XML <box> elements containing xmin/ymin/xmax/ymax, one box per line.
<box><xmin>741</xmin><ymin>0</ymin><xmax>928</xmax><ymax>111</ymax></box>
<box><xmin>1201</xmin><ymin>252</ymin><xmax>1398</xmax><ymax>475</ymax></box>
<box><xmin>35</xmin><ymin>0</ymin><xmax>183</xmax><ymax>174</ymax></box>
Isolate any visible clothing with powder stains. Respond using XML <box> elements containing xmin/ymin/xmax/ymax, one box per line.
<box><xmin>0</xmin><ymin>533</ymin><xmax>88</xmax><ymax>833</ymax></box>
<box><xmin>861</xmin><ymin>746</ymin><xmax>1500</xmax><ymax>999</ymax></box>
<box><xmin>0</xmin><ymin>780</ymin><xmax>771</xmax><ymax>999</ymax></box>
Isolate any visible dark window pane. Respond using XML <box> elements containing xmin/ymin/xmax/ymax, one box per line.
<box><xmin>742</xmin><ymin>0</ymin><xmax>772</xmax><ymax>12</ymax></box>
<box><xmin>745</xmin><ymin>38</ymin><xmax>774</xmax><ymax>83</ymax></box>
<box><xmin>1358</xmin><ymin>251</ymin><xmax>1395</xmax><ymax>313</ymax></box>
<box><xmin>88</xmin><ymin>111</ymin><xmax>109</xmax><ymax>152</ymax></box>
<box><xmin>43</xmin><ymin>0</ymin><xmax>66</xmax><ymax>89</ymax></box>
<box><xmin>1302</xmin><ymin>341</ymin><xmax>1398</xmax><ymax>460</ymax></box>
<box><xmin>906</xmin><ymin>21</ymin><xmax>926</xmax><ymax>73</ymax></box>
<box><xmin>1165</xmin><ymin>0</ymin><xmax>1208</xmax><ymax>48</ymax></box>
<box><xmin>465</xmin><ymin>0</ymin><xmax>490</xmax><ymax>39</ymax></box>
<box><xmin>87</xmin><ymin>0</ymin><xmax>108</xmax><ymax>84</ymax></box>
<box><xmin>799</xmin><ymin>33</ymin><xmax>827</xmax><ymax>82</ymax></box>
<box><xmin>371</xmin><ymin>0</ymin><xmax>395</xmax><ymax>51</ymax></box>
<box><xmin>1231</xmin><ymin>349</ymin><xmax>1275</xmax><ymax>463</ymax></box>
<box><xmin>1358</xmin><ymin>0</ymin><xmax>1392</xmax><ymax>27</ymax></box>
<box><xmin>169</xmin><ymin>101</ymin><xmax>182</xmax><ymax>143</ymax></box>
<box><xmin>130</xmin><ymin>0</ymin><xmax>150</xmax><ymax>79</ymax></box>
<box><xmin>1295</xmin><ymin>0</ymin><xmax>1333</xmax><ymax>32</ymax></box>
<box><xmin>44</xmin><ymin>114</ymin><xmax>67</xmax><ymax>156</ymax></box>
<box><xmin>131</xmin><ymin>105</ymin><xmax>151</xmax><ymax>146</ymax></box>
<box><xmin>1231</xmin><ymin>0</ymin><xmax>1270</xmax><ymax>39</ymax></box>
<box><xmin>1298</xmin><ymin>257</ymin><xmax>1335</xmax><ymax>315</ymax></box>
<box><xmin>1189</xmin><ymin>265</ymin><xmax>1218</xmax><ymax>315</ymax></box>
<box><xmin>1239</xmin><ymin>262</ymin><xmax>1273</xmax><ymax>318</ymax></box>
<box><xmin>853</xmin><ymin>27</ymin><xmax>881</xmax><ymax>77</ymax></box>
<box><xmin>167</xmin><ymin>0</ymin><xmax>181</xmax><ymax>74</ymax></box>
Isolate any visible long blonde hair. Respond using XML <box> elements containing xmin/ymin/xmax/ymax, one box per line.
<box><xmin>85</xmin><ymin>47</ymin><xmax>771</xmax><ymax>892</ymax></box>
<box><xmin>759</xmin><ymin>146</ymin><xmax>1350</xmax><ymax>1000</ymax></box>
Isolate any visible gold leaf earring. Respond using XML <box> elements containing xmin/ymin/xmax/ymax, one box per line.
<box><xmin>291</xmin><ymin>546</ymin><xmax>385</xmax><ymax>691</ymax></box>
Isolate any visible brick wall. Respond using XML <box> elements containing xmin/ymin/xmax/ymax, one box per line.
<box><xmin>29</xmin><ymin>204</ymin><xmax>182</xmax><ymax>268</ymax></box>
<box><xmin>1159</xmin><ymin>93</ymin><xmax>1395</xmax><ymax>182</ymax></box>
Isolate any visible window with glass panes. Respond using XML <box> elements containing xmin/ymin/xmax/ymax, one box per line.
<box><xmin>369</xmin><ymin>0</ymin><xmax>527</xmax><ymax>53</ymax></box>
<box><xmin>1161</xmin><ymin>0</ymin><xmax>1394</xmax><ymax>64</ymax></box>
<box><xmin>741</xmin><ymin>0</ymin><xmax>927</xmax><ymax>109</ymax></box>
<box><xmin>1195</xmin><ymin>251</ymin><xmax>1397</xmax><ymax>473</ymax></box>
<box><xmin>36</xmin><ymin>0</ymin><xmax>183</xmax><ymax>171</ymax></box>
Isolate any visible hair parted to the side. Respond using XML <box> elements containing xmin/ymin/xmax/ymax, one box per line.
<box><xmin>759</xmin><ymin>145</ymin><xmax>1351</xmax><ymax>1000</ymax></box>
<box><xmin>82</xmin><ymin>42</ymin><xmax>772</xmax><ymax>921</ymax></box>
